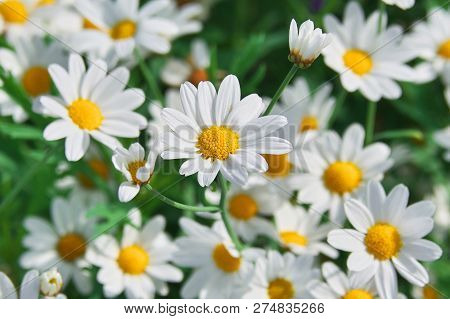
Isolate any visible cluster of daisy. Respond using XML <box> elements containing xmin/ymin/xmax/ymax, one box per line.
<box><xmin>0</xmin><ymin>0</ymin><xmax>448</xmax><ymax>300</ymax></box>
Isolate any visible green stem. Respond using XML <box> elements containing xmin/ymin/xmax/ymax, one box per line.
<box><xmin>263</xmin><ymin>65</ymin><xmax>298</xmax><ymax>116</ymax></box>
<box><xmin>365</xmin><ymin>100</ymin><xmax>377</xmax><ymax>145</ymax></box>
<box><xmin>135</xmin><ymin>49</ymin><xmax>164</xmax><ymax>105</ymax></box>
<box><xmin>374</xmin><ymin>129</ymin><xmax>424</xmax><ymax>142</ymax></box>
<box><xmin>327</xmin><ymin>90</ymin><xmax>347</xmax><ymax>128</ymax></box>
<box><xmin>145</xmin><ymin>185</ymin><xmax>219</xmax><ymax>212</ymax></box>
<box><xmin>218</xmin><ymin>174</ymin><xmax>244</xmax><ymax>251</ymax></box>
<box><xmin>378</xmin><ymin>1</ymin><xmax>386</xmax><ymax>32</ymax></box>
<box><xmin>0</xmin><ymin>144</ymin><xmax>58</xmax><ymax>214</ymax></box>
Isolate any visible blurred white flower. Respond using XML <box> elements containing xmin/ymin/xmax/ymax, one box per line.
<box><xmin>382</xmin><ymin>0</ymin><xmax>415</xmax><ymax>10</ymax></box>
<box><xmin>41</xmin><ymin>54</ymin><xmax>147</xmax><ymax>161</ymax></box>
<box><xmin>162</xmin><ymin>0</ymin><xmax>203</xmax><ymax>37</ymax></box>
<box><xmin>323</xmin><ymin>1</ymin><xmax>417</xmax><ymax>101</ymax></box>
<box><xmin>427</xmin><ymin>185</ymin><xmax>450</xmax><ymax>241</ymax></box>
<box><xmin>328</xmin><ymin>181</ymin><xmax>443</xmax><ymax>298</ymax></box>
<box><xmin>434</xmin><ymin>126</ymin><xmax>450</xmax><ymax>161</ymax></box>
<box><xmin>288</xmin><ymin>19</ymin><xmax>332</xmax><ymax>68</ymax></box>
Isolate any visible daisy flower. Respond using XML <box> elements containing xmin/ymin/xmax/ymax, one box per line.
<box><xmin>434</xmin><ymin>126</ymin><xmax>450</xmax><ymax>161</ymax></box>
<box><xmin>161</xmin><ymin>39</ymin><xmax>210</xmax><ymax>87</ymax></box>
<box><xmin>274</xmin><ymin>202</ymin><xmax>338</xmax><ymax>259</ymax></box>
<box><xmin>0</xmin><ymin>35</ymin><xmax>65</xmax><ymax>122</ymax></box>
<box><xmin>382</xmin><ymin>0</ymin><xmax>415</xmax><ymax>10</ymax></box>
<box><xmin>289</xmin><ymin>19</ymin><xmax>332</xmax><ymax>68</ymax></box>
<box><xmin>86</xmin><ymin>210</ymin><xmax>182</xmax><ymax>298</ymax></box>
<box><xmin>174</xmin><ymin>218</ymin><xmax>259</xmax><ymax>298</ymax></box>
<box><xmin>308</xmin><ymin>262</ymin><xmax>379</xmax><ymax>299</ymax></box>
<box><xmin>112</xmin><ymin>142</ymin><xmax>158</xmax><ymax>202</ymax></box>
<box><xmin>294</xmin><ymin>123</ymin><xmax>393</xmax><ymax>222</ymax></box>
<box><xmin>160</xmin><ymin>0</ymin><xmax>203</xmax><ymax>37</ymax></box>
<box><xmin>322</xmin><ymin>1</ymin><xmax>417</xmax><ymax>101</ymax></box>
<box><xmin>20</xmin><ymin>194</ymin><xmax>95</xmax><ymax>295</ymax></box>
<box><xmin>41</xmin><ymin>53</ymin><xmax>147</xmax><ymax>161</ymax></box>
<box><xmin>327</xmin><ymin>181</ymin><xmax>443</xmax><ymax>299</ymax></box>
<box><xmin>72</xmin><ymin>0</ymin><xmax>178</xmax><ymax>59</ymax></box>
<box><xmin>39</xmin><ymin>268</ymin><xmax>65</xmax><ymax>298</ymax></box>
<box><xmin>243</xmin><ymin>250</ymin><xmax>319</xmax><ymax>299</ymax></box>
<box><xmin>161</xmin><ymin>74</ymin><xmax>292</xmax><ymax>187</ymax></box>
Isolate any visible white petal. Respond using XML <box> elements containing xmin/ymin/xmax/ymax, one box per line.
<box><xmin>392</xmin><ymin>253</ymin><xmax>429</xmax><ymax>287</ymax></box>
<box><xmin>118</xmin><ymin>182</ymin><xmax>140</xmax><ymax>202</ymax></box>
<box><xmin>65</xmin><ymin>130</ymin><xmax>90</xmax><ymax>161</ymax></box>
<box><xmin>327</xmin><ymin>229</ymin><xmax>365</xmax><ymax>252</ymax></box>
<box><xmin>344</xmin><ymin>199</ymin><xmax>374</xmax><ymax>233</ymax></box>
<box><xmin>347</xmin><ymin>250</ymin><xmax>374</xmax><ymax>272</ymax></box>
<box><xmin>375</xmin><ymin>261</ymin><xmax>397</xmax><ymax>299</ymax></box>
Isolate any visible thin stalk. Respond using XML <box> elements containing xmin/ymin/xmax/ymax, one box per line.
<box><xmin>135</xmin><ymin>49</ymin><xmax>164</xmax><ymax>105</ymax></box>
<box><xmin>365</xmin><ymin>100</ymin><xmax>377</xmax><ymax>145</ymax></box>
<box><xmin>374</xmin><ymin>129</ymin><xmax>424</xmax><ymax>142</ymax></box>
<box><xmin>263</xmin><ymin>65</ymin><xmax>298</xmax><ymax>116</ymax></box>
<box><xmin>145</xmin><ymin>185</ymin><xmax>219</xmax><ymax>212</ymax></box>
<box><xmin>218</xmin><ymin>174</ymin><xmax>244</xmax><ymax>251</ymax></box>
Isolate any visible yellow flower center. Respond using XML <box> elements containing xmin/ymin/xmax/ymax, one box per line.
<box><xmin>212</xmin><ymin>243</ymin><xmax>241</xmax><ymax>273</ymax></box>
<box><xmin>0</xmin><ymin>0</ymin><xmax>28</xmax><ymax>24</ymax></box>
<box><xmin>323</xmin><ymin>162</ymin><xmax>362</xmax><ymax>195</ymax></box>
<box><xmin>267</xmin><ymin>278</ymin><xmax>295</xmax><ymax>299</ymax></box>
<box><xmin>36</xmin><ymin>0</ymin><xmax>54</xmax><ymax>6</ymax></box>
<box><xmin>437</xmin><ymin>39</ymin><xmax>450</xmax><ymax>59</ymax></box>
<box><xmin>364</xmin><ymin>223</ymin><xmax>402</xmax><ymax>260</ymax></box>
<box><xmin>127</xmin><ymin>160</ymin><xmax>147</xmax><ymax>185</ymax></box>
<box><xmin>196</xmin><ymin>126</ymin><xmax>240</xmax><ymax>161</ymax></box>
<box><xmin>56</xmin><ymin>233</ymin><xmax>86</xmax><ymax>261</ymax></box>
<box><xmin>68</xmin><ymin>99</ymin><xmax>104</xmax><ymax>130</ymax></box>
<box><xmin>262</xmin><ymin>154</ymin><xmax>292</xmax><ymax>178</ymax></box>
<box><xmin>299</xmin><ymin>116</ymin><xmax>319</xmax><ymax>132</ymax></box>
<box><xmin>110</xmin><ymin>20</ymin><xmax>136</xmax><ymax>40</ymax></box>
<box><xmin>21</xmin><ymin>66</ymin><xmax>51</xmax><ymax>97</ymax></box>
<box><xmin>117</xmin><ymin>245</ymin><xmax>149</xmax><ymax>275</ymax></box>
<box><xmin>228</xmin><ymin>193</ymin><xmax>258</xmax><ymax>221</ymax></box>
<box><xmin>83</xmin><ymin>18</ymin><xmax>100</xmax><ymax>30</ymax></box>
<box><xmin>343</xmin><ymin>49</ymin><xmax>373</xmax><ymax>76</ymax></box>
<box><xmin>78</xmin><ymin>159</ymin><xmax>109</xmax><ymax>189</ymax></box>
<box><xmin>423</xmin><ymin>285</ymin><xmax>439</xmax><ymax>299</ymax></box>
<box><xmin>280</xmin><ymin>231</ymin><xmax>308</xmax><ymax>247</ymax></box>
<box><xmin>188</xmin><ymin>69</ymin><xmax>208</xmax><ymax>86</ymax></box>
<box><xmin>342</xmin><ymin>289</ymin><xmax>373</xmax><ymax>299</ymax></box>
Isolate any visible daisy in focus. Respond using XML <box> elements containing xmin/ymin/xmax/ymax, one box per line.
<box><xmin>327</xmin><ymin>181</ymin><xmax>443</xmax><ymax>298</ymax></box>
<box><xmin>274</xmin><ymin>203</ymin><xmax>338</xmax><ymax>259</ymax></box>
<box><xmin>382</xmin><ymin>0</ymin><xmax>415</xmax><ymax>10</ymax></box>
<box><xmin>161</xmin><ymin>74</ymin><xmax>292</xmax><ymax>187</ymax></box>
<box><xmin>112</xmin><ymin>142</ymin><xmax>158</xmax><ymax>202</ymax></box>
<box><xmin>0</xmin><ymin>35</ymin><xmax>65</xmax><ymax>122</ymax></box>
<box><xmin>174</xmin><ymin>218</ymin><xmax>259</xmax><ymax>298</ymax></box>
<box><xmin>295</xmin><ymin>123</ymin><xmax>393</xmax><ymax>222</ymax></box>
<box><xmin>322</xmin><ymin>1</ymin><xmax>417</xmax><ymax>101</ymax></box>
<box><xmin>244</xmin><ymin>250</ymin><xmax>319</xmax><ymax>299</ymax></box>
<box><xmin>87</xmin><ymin>210</ymin><xmax>182</xmax><ymax>298</ymax></box>
<box><xmin>41</xmin><ymin>54</ymin><xmax>147</xmax><ymax>161</ymax></box>
<box><xmin>20</xmin><ymin>194</ymin><xmax>96</xmax><ymax>295</ymax></box>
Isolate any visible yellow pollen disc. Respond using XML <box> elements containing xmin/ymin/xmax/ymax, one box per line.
<box><xmin>267</xmin><ymin>278</ymin><xmax>295</xmax><ymax>299</ymax></box>
<box><xmin>36</xmin><ymin>0</ymin><xmax>54</xmax><ymax>6</ymax></box>
<box><xmin>0</xmin><ymin>1</ymin><xmax>28</xmax><ymax>24</ymax></box>
<box><xmin>299</xmin><ymin>116</ymin><xmax>319</xmax><ymax>132</ymax></box>
<box><xmin>21</xmin><ymin>66</ymin><xmax>51</xmax><ymax>97</ymax></box>
<box><xmin>127</xmin><ymin>160</ymin><xmax>147</xmax><ymax>185</ymax></box>
<box><xmin>262</xmin><ymin>154</ymin><xmax>292</xmax><ymax>178</ymax></box>
<box><xmin>364</xmin><ymin>223</ymin><xmax>402</xmax><ymax>260</ymax></box>
<box><xmin>438</xmin><ymin>39</ymin><xmax>450</xmax><ymax>59</ymax></box>
<box><xmin>423</xmin><ymin>285</ymin><xmax>439</xmax><ymax>299</ymax></box>
<box><xmin>342</xmin><ymin>289</ymin><xmax>373</xmax><ymax>299</ymax></box>
<box><xmin>110</xmin><ymin>20</ymin><xmax>136</xmax><ymax>40</ymax></box>
<box><xmin>280</xmin><ymin>231</ymin><xmax>308</xmax><ymax>247</ymax></box>
<box><xmin>343</xmin><ymin>49</ymin><xmax>373</xmax><ymax>76</ymax></box>
<box><xmin>228</xmin><ymin>193</ymin><xmax>258</xmax><ymax>221</ymax></box>
<box><xmin>196</xmin><ymin>126</ymin><xmax>240</xmax><ymax>161</ymax></box>
<box><xmin>78</xmin><ymin>159</ymin><xmax>109</xmax><ymax>189</ymax></box>
<box><xmin>323</xmin><ymin>161</ymin><xmax>362</xmax><ymax>195</ymax></box>
<box><xmin>188</xmin><ymin>69</ymin><xmax>208</xmax><ymax>86</ymax></box>
<box><xmin>56</xmin><ymin>233</ymin><xmax>86</xmax><ymax>261</ymax></box>
<box><xmin>83</xmin><ymin>18</ymin><xmax>100</xmax><ymax>30</ymax></box>
<box><xmin>212</xmin><ymin>243</ymin><xmax>241</xmax><ymax>273</ymax></box>
<box><xmin>68</xmin><ymin>99</ymin><xmax>104</xmax><ymax>130</ymax></box>
<box><xmin>117</xmin><ymin>245</ymin><xmax>149</xmax><ymax>275</ymax></box>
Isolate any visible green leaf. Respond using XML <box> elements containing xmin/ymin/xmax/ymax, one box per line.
<box><xmin>86</xmin><ymin>203</ymin><xmax>129</xmax><ymax>237</ymax></box>
<box><xmin>0</xmin><ymin>122</ymin><xmax>44</xmax><ymax>140</ymax></box>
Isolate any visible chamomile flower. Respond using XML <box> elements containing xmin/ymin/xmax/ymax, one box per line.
<box><xmin>288</xmin><ymin>19</ymin><xmax>332</xmax><ymax>68</ymax></box>
<box><xmin>0</xmin><ymin>35</ymin><xmax>65</xmax><ymax>122</ymax></box>
<box><xmin>322</xmin><ymin>1</ymin><xmax>417</xmax><ymax>101</ymax></box>
<box><xmin>41</xmin><ymin>54</ymin><xmax>147</xmax><ymax>161</ymax></box>
<box><xmin>87</xmin><ymin>210</ymin><xmax>182</xmax><ymax>298</ymax></box>
<box><xmin>274</xmin><ymin>203</ymin><xmax>338</xmax><ymax>259</ymax></box>
<box><xmin>161</xmin><ymin>0</ymin><xmax>203</xmax><ymax>37</ymax></box>
<box><xmin>308</xmin><ymin>262</ymin><xmax>378</xmax><ymax>299</ymax></box>
<box><xmin>434</xmin><ymin>126</ymin><xmax>450</xmax><ymax>161</ymax></box>
<box><xmin>382</xmin><ymin>0</ymin><xmax>415</xmax><ymax>10</ymax></box>
<box><xmin>40</xmin><ymin>268</ymin><xmax>64</xmax><ymax>298</ymax></box>
<box><xmin>161</xmin><ymin>75</ymin><xmax>292</xmax><ymax>187</ymax></box>
<box><xmin>327</xmin><ymin>181</ymin><xmax>443</xmax><ymax>299</ymax></box>
<box><xmin>20</xmin><ymin>194</ymin><xmax>96</xmax><ymax>295</ymax></box>
<box><xmin>174</xmin><ymin>218</ymin><xmax>259</xmax><ymax>298</ymax></box>
<box><xmin>244</xmin><ymin>250</ymin><xmax>319</xmax><ymax>299</ymax></box>
<box><xmin>112</xmin><ymin>142</ymin><xmax>158</xmax><ymax>202</ymax></box>
<box><xmin>161</xmin><ymin>39</ymin><xmax>210</xmax><ymax>87</ymax></box>
<box><xmin>72</xmin><ymin>0</ymin><xmax>178</xmax><ymax>59</ymax></box>
<box><xmin>295</xmin><ymin>124</ymin><xmax>393</xmax><ymax>222</ymax></box>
